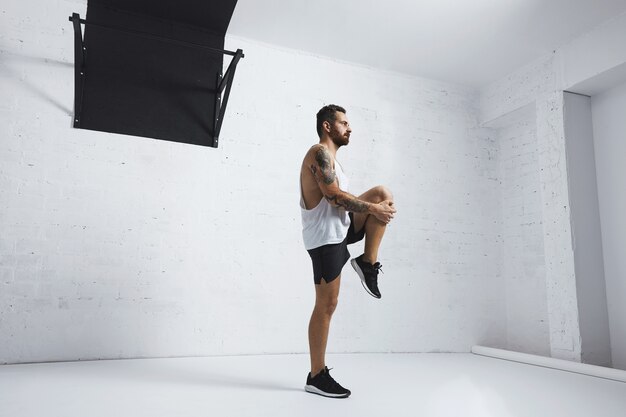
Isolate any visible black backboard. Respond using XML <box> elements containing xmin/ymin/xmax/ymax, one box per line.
<box><xmin>73</xmin><ymin>0</ymin><xmax>239</xmax><ymax>147</ymax></box>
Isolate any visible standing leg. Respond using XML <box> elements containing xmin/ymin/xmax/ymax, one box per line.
<box><xmin>306</xmin><ymin>274</ymin><xmax>351</xmax><ymax>398</ymax></box>
<box><xmin>308</xmin><ymin>275</ymin><xmax>341</xmax><ymax>376</ymax></box>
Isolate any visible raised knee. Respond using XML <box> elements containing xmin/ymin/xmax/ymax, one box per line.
<box><xmin>375</xmin><ymin>185</ymin><xmax>393</xmax><ymax>201</ymax></box>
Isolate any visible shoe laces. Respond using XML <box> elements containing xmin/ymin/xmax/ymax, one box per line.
<box><xmin>322</xmin><ymin>367</ymin><xmax>343</xmax><ymax>389</ymax></box>
<box><xmin>373</xmin><ymin>262</ymin><xmax>383</xmax><ymax>275</ymax></box>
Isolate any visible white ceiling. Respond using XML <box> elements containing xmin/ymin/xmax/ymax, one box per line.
<box><xmin>227</xmin><ymin>0</ymin><xmax>626</xmax><ymax>88</ymax></box>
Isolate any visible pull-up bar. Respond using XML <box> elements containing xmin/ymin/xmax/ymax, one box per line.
<box><xmin>68</xmin><ymin>14</ymin><xmax>244</xmax><ymax>58</ymax></box>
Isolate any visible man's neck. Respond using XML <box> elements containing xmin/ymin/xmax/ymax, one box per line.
<box><xmin>319</xmin><ymin>138</ymin><xmax>340</xmax><ymax>159</ymax></box>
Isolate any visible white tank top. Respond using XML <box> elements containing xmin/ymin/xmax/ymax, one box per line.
<box><xmin>300</xmin><ymin>157</ymin><xmax>351</xmax><ymax>250</ymax></box>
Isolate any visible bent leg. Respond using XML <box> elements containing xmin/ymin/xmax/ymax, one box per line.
<box><xmin>309</xmin><ymin>275</ymin><xmax>341</xmax><ymax>376</ymax></box>
<box><xmin>352</xmin><ymin>186</ymin><xmax>394</xmax><ymax>263</ymax></box>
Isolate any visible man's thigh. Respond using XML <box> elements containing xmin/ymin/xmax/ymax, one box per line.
<box><xmin>351</xmin><ymin>186</ymin><xmax>389</xmax><ymax>233</ymax></box>
<box><xmin>315</xmin><ymin>275</ymin><xmax>341</xmax><ymax>303</ymax></box>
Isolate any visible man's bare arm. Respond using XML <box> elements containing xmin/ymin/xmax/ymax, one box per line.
<box><xmin>309</xmin><ymin>146</ymin><xmax>371</xmax><ymax>213</ymax></box>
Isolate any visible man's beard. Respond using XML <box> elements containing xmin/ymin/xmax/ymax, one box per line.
<box><xmin>330</xmin><ymin>128</ymin><xmax>349</xmax><ymax>147</ymax></box>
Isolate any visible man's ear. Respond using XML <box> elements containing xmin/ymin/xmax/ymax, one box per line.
<box><xmin>323</xmin><ymin>121</ymin><xmax>331</xmax><ymax>132</ymax></box>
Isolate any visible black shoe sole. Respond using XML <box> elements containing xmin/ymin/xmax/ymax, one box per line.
<box><xmin>305</xmin><ymin>385</ymin><xmax>351</xmax><ymax>398</ymax></box>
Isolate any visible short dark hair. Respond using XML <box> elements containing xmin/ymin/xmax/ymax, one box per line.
<box><xmin>316</xmin><ymin>104</ymin><xmax>346</xmax><ymax>138</ymax></box>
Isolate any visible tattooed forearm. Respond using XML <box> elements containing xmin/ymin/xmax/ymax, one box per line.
<box><xmin>313</xmin><ymin>147</ymin><xmax>336</xmax><ymax>185</ymax></box>
<box><xmin>307</xmin><ymin>146</ymin><xmax>370</xmax><ymax>213</ymax></box>
<box><xmin>325</xmin><ymin>192</ymin><xmax>371</xmax><ymax>213</ymax></box>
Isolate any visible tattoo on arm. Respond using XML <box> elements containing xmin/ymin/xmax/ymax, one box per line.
<box><xmin>313</xmin><ymin>147</ymin><xmax>336</xmax><ymax>185</ymax></box>
<box><xmin>309</xmin><ymin>146</ymin><xmax>370</xmax><ymax>213</ymax></box>
<box><xmin>326</xmin><ymin>193</ymin><xmax>370</xmax><ymax>213</ymax></box>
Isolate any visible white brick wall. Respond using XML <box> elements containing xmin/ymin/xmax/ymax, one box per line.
<box><xmin>591</xmin><ymin>82</ymin><xmax>626</xmax><ymax>370</ymax></box>
<box><xmin>557</xmin><ymin>11</ymin><xmax>626</xmax><ymax>92</ymax></box>
<box><xmin>0</xmin><ymin>1</ymin><xmax>505</xmax><ymax>363</ymax></box>
<box><xmin>477</xmin><ymin>12</ymin><xmax>626</xmax><ymax>362</ymax></box>
<box><xmin>480</xmin><ymin>56</ymin><xmax>582</xmax><ymax>361</ymax></box>
<box><xmin>564</xmin><ymin>92</ymin><xmax>611</xmax><ymax>367</ymax></box>
<box><xmin>480</xmin><ymin>55</ymin><xmax>556</xmax><ymax>125</ymax></box>
<box><xmin>487</xmin><ymin>105</ymin><xmax>550</xmax><ymax>356</ymax></box>
<box><xmin>5</xmin><ymin>0</ymin><xmax>622</xmax><ymax>365</ymax></box>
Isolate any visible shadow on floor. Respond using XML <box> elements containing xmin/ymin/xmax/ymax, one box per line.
<box><xmin>96</xmin><ymin>360</ymin><xmax>304</xmax><ymax>393</ymax></box>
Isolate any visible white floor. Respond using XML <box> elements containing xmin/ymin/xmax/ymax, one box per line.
<box><xmin>1</xmin><ymin>353</ymin><xmax>625</xmax><ymax>417</ymax></box>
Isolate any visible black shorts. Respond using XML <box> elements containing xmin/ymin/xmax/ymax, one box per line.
<box><xmin>307</xmin><ymin>213</ymin><xmax>366</xmax><ymax>285</ymax></box>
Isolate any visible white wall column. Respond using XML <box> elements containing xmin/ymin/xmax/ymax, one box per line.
<box><xmin>535</xmin><ymin>91</ymin><xmax>581</xmax><ymax>361</ymax></box>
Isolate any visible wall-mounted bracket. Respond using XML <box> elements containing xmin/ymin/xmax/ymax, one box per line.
<box><xmin>213</xmin><ymin>48</ymin><xmax>244</xmax><ymax>148</ymax></box>
<box><xmin>70</xmin><ymin>13</ymin><xmax>86</xmax><ymax>128</ymax></box>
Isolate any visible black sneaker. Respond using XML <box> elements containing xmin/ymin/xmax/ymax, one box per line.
<box><xmin>305</xmin><ymin>367</ymin><xmax>351</xmax><ymax>398</ymax></box>
<box><xmin>351</xmin><ymin>254</ymin><xmax>383</xmax><ymax>299</ymax></box>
